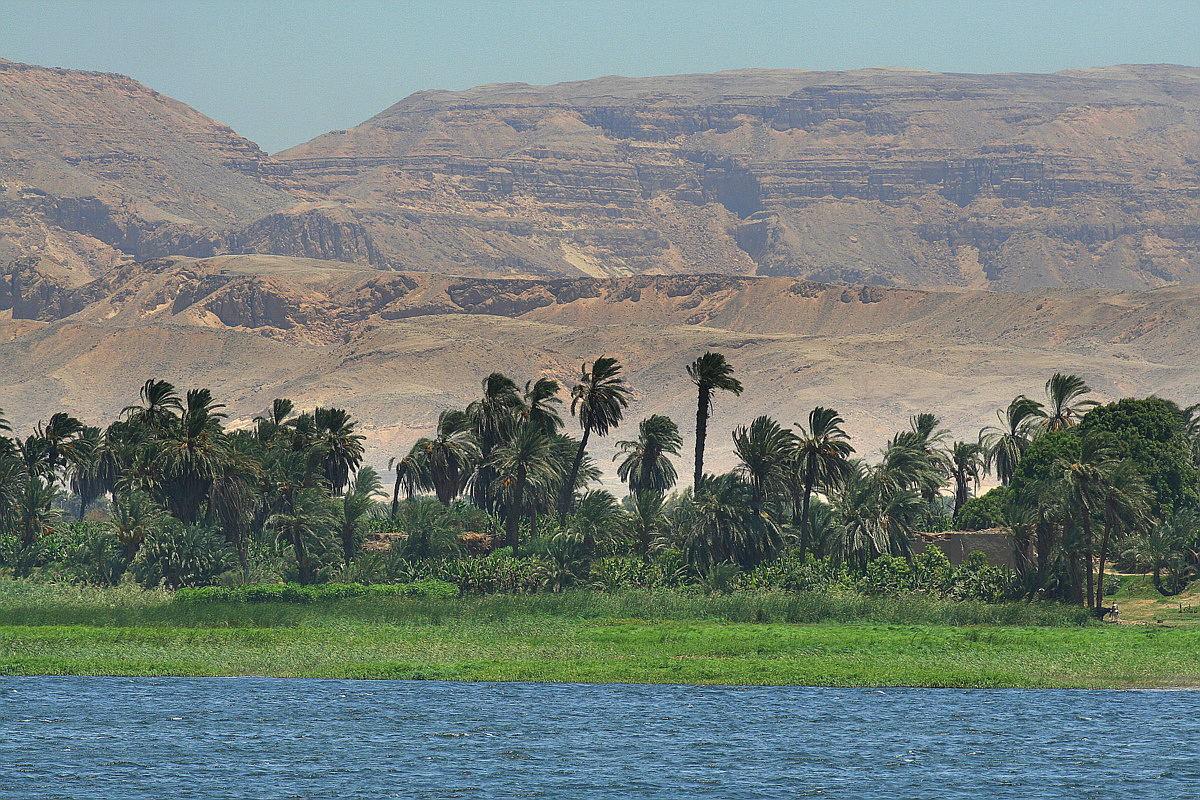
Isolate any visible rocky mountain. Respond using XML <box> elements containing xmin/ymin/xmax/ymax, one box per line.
<box><xmin>277</xmin><ymin>65</ymin><xmax>1200</xmax><ymax>289</ymax></box>
<box><xmin>3</xmin><ymin>254</ymin><xmax>1197</xmax><ymax>477</ymax></box>
<box><xmin>0</xmin><ymin>59</ymin><xmax>371</xmax><ymax>273</ymax></box>
<box><xmin>6</xmin><ymin>60</ymin><xmax>1200</xmax><ymax>290</ymax></box>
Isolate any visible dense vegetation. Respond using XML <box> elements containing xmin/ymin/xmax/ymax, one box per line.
<box><xmin>2</xmin><ymin>357</ymin><xmax>1198</xmax><ymax>611</ymax></box>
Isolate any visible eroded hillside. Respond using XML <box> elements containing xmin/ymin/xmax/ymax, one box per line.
<box><xmin>3</xmin><ymin>254</ymin><xmax>1197</xmax><ymax>478</ymax></box>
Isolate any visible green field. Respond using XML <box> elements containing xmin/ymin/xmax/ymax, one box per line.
<box><xmin>3</xmin><ymin>581</ymin><xmax>1199</xmax><ymax>688</ymax></box>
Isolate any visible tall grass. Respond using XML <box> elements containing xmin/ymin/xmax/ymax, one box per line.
<box><xmin>0</xmin><ymin>579</ymin><xmax>1092</xmax><ymax>629</ymax></box>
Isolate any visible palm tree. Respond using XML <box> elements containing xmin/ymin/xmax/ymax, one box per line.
<box><xmin>1045</xmin><ymin>373</ymin><xmax>1099</xmax><ymax>432</ymax></box>
<box><xmin>387</xmin><ymin>450</ymin><xmax>424</xmax><ymax>518</ymax></box>
<box><xmin>151</xmin><ymin>388</ymin><xmax>230</xmax><ymax>524</ymax></box>
<box><xmin>524</xmin><ymin>378</ymin><xmax>564</xmax><ymax>434</ymax></box>
<box><xmin>314</xmin><ymin>407</ymin><xmax>365</xmax><ymax>495</ymax></box>
<box><xmin>67</xmin><ymin>426</ymin><xmax>110</xmax><ymax>517</ymax></box>
<box><xmin>560</xmin><ymin>356</ymin><xmax>631</xmax><ymax>520</ymax></box>
<box><xmin>624</xmin><ymin>489</ymin><xmax>670</xmax><ymax>563</ymax></box>
<box><xmin>418</xmin><ymin>409</ymin><xmax>480</xmax><ymax>506</ymax></box>
<box><xmin>947</xmin><ymin>440</ymin><xmax>985</xmax><ymax>519</ymax></box>
<box><xmin>36</xmin><ymin>412</ymin><xmax>85</xmax><ymax>485</ymax></box>
<box><xmin>338</xmin><ymin>466</ymin><xmax>382</xmax><ymax>567</ymax></box>
<box><xmin>687</xmin><ymin>352</ymin><xmax>743</xmax><ymax>488</ymax></box>
<box><xmin>254</xmin><ymin>398</ymin><xmax>295</xmax><ymax>445</ymax></box>
<box><xmin>675</xmin><ymin>472</ymin><xmax>781</xmax><ymax>570</ymax></box>
<box><xmin>267</xmin><ymin>484</ymin><xmax>337</xmax><ymax>585</ymax></box>
<box><xmin>830</xmin><ymin>461</ymin><xmax>924</xmax><ymax>572</ymax></box>
<box><xmin>1055</xmin><ymin>431</ymin><xmax>1117</xmax><ymax>606</ymax></box>
<box><xmin>122</xmin><ymin>378</ymin><xmax>182</xmax><ymax>430</ymax></box>
<box><xmin>732</xmin><ymin>415</ymin><xmax>794</xmax><ymax>507</ymax></box>
<box><xmin>467</xmin><ymin>372</ymin><xmax>525</xmax><ymax>511</ymax></box>
<box><xmin>615</xmin><ymin>414</ymin><xmax>682</xmax><ymax>493</ymax></box>
<box><xmin>208</xmin><ymin>433</ymin><xmax>264</xmax><ymax>575</ymax></box>
<box><xmin>1094</xmin><ymin>459</ymin><xmax>1151</xmax><ymax>606</ymax></box>
<box><xmin>491</xmin><ymin>423</ymin><xmax>561</xmax><ymax>556</ymax></box>
<box><xmin>981</xmin><ymin>395</ymin><xmax>1046</xmax><ymax>485</ymax></box>
<box><xmin>790</xmin><ymin>406</ymin><xmax>855</xmax><ymax>557</ymax></box>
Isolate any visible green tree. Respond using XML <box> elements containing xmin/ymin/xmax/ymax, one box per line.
<box><xmin>313</xmin><ymin>407</ymin><xmax>365</xmax><ymax>496</ymax></box>
<box><xmin>337</xmin><ymin>465</ymin><xmax>382</xmax><ymax>568</ymax></box>
<box><xmin>980</xmin><ymin>395</ymin><xmax>1046</xmax><ymax>485</ymax></box>
<box><xmin>1044</xmin><ymin>373</ymin><xmax>1098</xmax><ymax>432</ymax></box>
<box><xmin>624</xmin><ymin>489</ymin><xmax>670</xmax><ymax>563</ymax></box>
<box><xmin>687</xmin><ymin>352</ymin><xmax>743</xmax><ymax>488</ymax></box>
<box><xmin>947</xmin><ymin>440</ymin><xmax>985</xmax><ymax>518</ymax></box>
<box><xmin>560</xmin><ymin>356</ymin><xmax>631</xmax><ymax>520</ymax></box>
<box><xmin>790</xmin><ymin>406</ymin><xmax>855</xmax><ymax>558</ymax></box>
<box><xmin>492</xmin><ymin>423</ymin><xmax>561</xmax><ymax>556</ymax></box>
<box><xmin>615</xmin><ymin>415</ymin><xmax>682</xmax><ymax>493</ymax></box>
<box><xmin>674</xmin><ymin>473</ymin><xmax>782</xmax><ymax>571</ymax></box>
<box><xmin>732</xmin><ymin>415</ymin><xmax>793</xmax><ymax>508</ymax></box>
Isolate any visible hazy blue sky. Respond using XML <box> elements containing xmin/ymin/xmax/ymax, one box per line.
<box><xmin>3</xmin><ymin>1</ymin><xmax>1198</xmax><ymax>153</ymax></box>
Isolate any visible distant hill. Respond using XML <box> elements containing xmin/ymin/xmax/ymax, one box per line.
<box><xmin>5</xmin><ymin>61</ymin><xmax>1200</xmax><ymax>289</ymax></box>
<box><xmin>3</xmin><ymin>253</ymin><xmax>1197</xmax><ymax>477</ymax></box>
<box><xmin>277</xmin><ymin>65</ymin><xmax>1200</xmax><ymax>289</ymax></box>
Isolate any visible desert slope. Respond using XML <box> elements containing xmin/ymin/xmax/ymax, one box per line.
<box><xmin>2</xmin><ymin>254</ymin><xmax>1196</xmax><ymax>480</ymax></box>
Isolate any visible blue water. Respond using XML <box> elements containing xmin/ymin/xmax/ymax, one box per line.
<box><xmin>2</xmin><ymin>678</ymin><xmax>1199</xmax><ymax>798</ymax></box>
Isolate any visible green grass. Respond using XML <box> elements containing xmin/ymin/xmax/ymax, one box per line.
<box><xmin>2</xmin><ymin>581</ymin><xmax>1197</xmax><ymax>688</ymax></box>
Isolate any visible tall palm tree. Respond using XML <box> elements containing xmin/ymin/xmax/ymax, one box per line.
<box><xmin>1045</xmin><ymin>373</ymin><xmax>1099</xmax><ymax>432</ymax></box>
<box><xmin>560</xmin><ymin>356</ymin><xmax>631</xmax><ymax>520</ymax></box>
<box><xmin>491</xmin><ymin>423</ymin><xmax>561</xmax><ymax>556</ymax></box>
<box><xmin>36</xmin><ymin>412</ymin><xmax>85</xmax><ymax>485</ymax></box>
<box><xmin>1055</xmin><ymin>431</ymin><xmax>1117</xmax><ymax>606</ymax></box>
<box><xmin>314</xmin><ymin>407</ymin><xmax>365</xmax><ymax>496</ymax></box>
<box><xmin>981</xmin><ymin>395</ymin><xmax>1046</xmax><ymax>485</ymax></box>
<box><xmin>732</xmin><ymin>415</ymin><xmax>794</xmax><ymax>507</ymax></box>
<box><xmin>387</xmin><ymin>449</ymin><xmax>424</xmax><ymax>518</ymax></box>
<box><xmin>615</xmin><ymin>414</ymin><xmax>682</xmax><ymax>493</ymax></box>
<box><xmin>154</xmin><ymin>388</ymin><xmax>229</xmax><ymax>524</ymax></box>
<box><xmin>418</xmin><ymin>409</ymin><xmax>480</xmax><ymax>506</ymax></box>
<box><xmin>208</xmin><ymin>432</ymin><xmax>264</xmax><ymax>575</ymax></box>
<box><xmin>687</xmin><ymin>352</ymin><xmax>743</xmax><ymax>488</ymax></box>
<box><xmin>467</xmin><ymin>372</ymin><xmax>525</xmax><ymax>511</ymax></box>
<box><xmin>524</xmin><ymin>378</ymin><xmax>564</xmax><ymax>434</ymax></box>
<box><xmin>947</xmin><ymin>440</ymin><xmax>986</xmax><ymax>518</ymax></box>
<box><xmin>67</xmin><ymin>426</ymin><xmax>110</xmax><ymax>517</ymax></box>
<box><xmin>790</xmin><ymin>406</ymin><xmax>855</xmax><ymax>557</ymax></box>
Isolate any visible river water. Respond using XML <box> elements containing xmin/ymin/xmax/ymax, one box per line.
<box><xmin>3</xmin><ymin>678</ymin><xmax>1198</xmax><ymax>798</ymax></box>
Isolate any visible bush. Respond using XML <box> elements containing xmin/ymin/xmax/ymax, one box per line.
<box><xmin>174</xmin><ymin>579</ymin><xmax>459</xmax><ymax>604</ymax></box>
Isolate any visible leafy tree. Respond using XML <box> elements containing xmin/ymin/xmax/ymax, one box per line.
<box><xmin>523</xmin><ymin>378</ymin><xmax>564</xmax><ymax>434</ymax></box>
<box><xmin>790</xmin><ymin>406</ymin><xmax>855</xmax><ymax>557</ymax></box>
<box><xmin>615</xmin><ymin>414</ymin><xmax>682</xmax><ymax>493</ymax></box>
<box><xmin>624</xmin><ymin>489</ymin><xmax>670</xmax><ymax>563</ymax></box>
<box><xmin>674</xmin><ymin>473</ymin><xmax>782</xmax><ymax>570</ymax></box>
<box><xmin>313</xmin><ymin>407</ymin><xmax>365</xmax><ymax>496</ymax></box>
<box><xmin>732</xmin><ymin>415</ymin><xmax>793</xmax><ymax>507</ymax></box>
<box><xmin>415</xmin><ymin>410</ymin><xmax>480</xmax><ymax>506</ymax></box>
<box><xmin>1094</xmin><ymin>459</ymin><xmax>1152</xmax><ymax>605</ymax></box>
<box><xmin>1044</xmin><ymin>373</ymin><xmax>1098</xmax><ymax>432</ymax></box>
<box><xmin>491</xmin><ymin>423</ymin><xmax>561</xmax><ymax>556</ymax></box>
<box><xmin>467</xmin><ymin>372</ymin><xmax>525</xmax><ymax>512</ymax></box>
<box><xmin>560</xmin><ymin>356</ymin><xmax>631</xmax><ymax>519</ymax></box>
<box><xmin>686</xmin><ymin>352</ymin><xmax>743</xmax><ymax>488</ymax></box>
<box><xmin>830</xmin><ymin>461</ymin><xmax>924</xmax><ymax>572</ymax></box>
<box><xmin>947</xmin><ymin>440</ymin><xmax>985</xmax><ymax>518</ymax></box>
<box><xmin>980</xmin><ymin>395</ymin><xmax>1046</xmax><ymax>485</ymax></box>
<box><xmin>338</xmin><ymin>466</ymin><xmax>382</xmax><ymax>568</ymax></box>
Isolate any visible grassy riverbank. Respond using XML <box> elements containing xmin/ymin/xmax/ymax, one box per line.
<box><xmin>2</xmin><ymin>582</ymin><xmax>1198</xmax><ymax>688</ymax></box>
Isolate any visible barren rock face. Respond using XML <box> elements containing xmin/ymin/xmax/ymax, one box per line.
<box><xmin>6</xmin><ymin>61</ymin><xmax>1200</xmax><ymax>289</ymax></box>
<box><xmin>277</xmin><ymin>66</ymin><xmax>1200</xmax><ymax>289</ymax></box>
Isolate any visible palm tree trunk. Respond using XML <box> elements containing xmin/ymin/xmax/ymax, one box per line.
<box><xmin>559</xmin><ymin>427</ymin><xmax>590</xmax><ymax>521</ymax></box>
<box><xmin>1081</xmin><ymin>513</ymin><xmax>1095</xmax><ymax>608</ymax></box>
<box><xmin>1095</xmin><ymin>511</ymin><xmax>1114</xmax><ymax>608</ymax></box>
<box><xmin>800</xmin><ymin>473</ymin><xmax>816</xmax><ymax>559</ymax></box>
<box><xmin>391</xmin><ymin>470</ymin><xmax>402</xmax><ymax>519</ymax></box>
<box><xmin>509</xmin><ymin>468</ymin><xmax>527</xmax><ymax>557</ymax></box>
<box><xmin>693</xmin><ymin>385</ymin><xmax>710</xmax><ymax>488</ymax></box>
